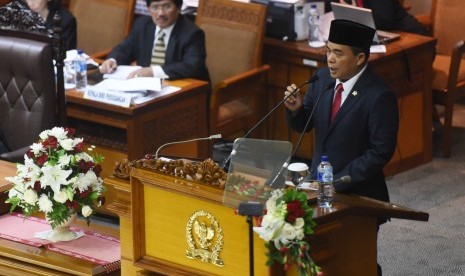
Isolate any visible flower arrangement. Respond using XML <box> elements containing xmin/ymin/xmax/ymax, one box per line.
<box><xmin>253</xmin><ymin>188</ymin><xmax>321</xmax><ymax>276</ymax></box>
<box><xmin>5</xmin><ymin>127</ymin><xmax>105</xmax><ymax>229</ymax></box>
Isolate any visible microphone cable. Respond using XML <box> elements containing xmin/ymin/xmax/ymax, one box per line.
<box><xmin>220</xmin><ymin>75</ymin><xmax>319</xmax><ymax>170</ymax></box>
<box><xmin>265</xmin><ymin>81</ymin><xmax>333</xmax><ymax>187</ymax></box>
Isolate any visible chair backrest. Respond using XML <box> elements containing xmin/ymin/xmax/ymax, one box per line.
<box><xmin>69</xmin><ymin>0</ymin><xmax>135</xmax><ymax>56</ymax></box>
<box><xmin>195</xmin><ymin>0</ymin><xmax>267</xmax><ymax>89</ymax></box>
<box><xmin>0</xmin><ymin>27</ymin><xmax>62</xmax><ymax>161</ymax></box>
<box><xmin>431</xmin><ymin>0</ymin><xmax>465</xmax><ymax>55</ymax></box>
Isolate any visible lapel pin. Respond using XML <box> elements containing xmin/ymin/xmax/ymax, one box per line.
<box><xmin>352</xmin><ymin>91</ymin><xmax>358</xmax><ymax>96</ymax></box>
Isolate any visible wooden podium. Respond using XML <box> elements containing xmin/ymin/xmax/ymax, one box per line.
<box><xmin>107</xmin><ymin>167</ymin><xmax>428</xmax><ymax>276</ymax></box>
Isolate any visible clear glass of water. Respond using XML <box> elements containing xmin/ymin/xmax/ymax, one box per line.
<box><xmin>287</xmin><ymin>162</ymin><xmax>309</xmax><ymax>188</ymax></box>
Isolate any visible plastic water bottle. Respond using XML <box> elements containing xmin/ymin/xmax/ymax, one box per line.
<box><xmin>75</xmin><ymin>49</ymin><xmax>87</xmax><ymax>92</ymax></box>
<box><xmin>317</xmin><ymin>155</ymin><xmax>334</xmax><ymax>208</ymax></box>
<box><xmin>308</xmin><ymin>4</ymin><xmax>325</xmax><ymax>48</ymax></box>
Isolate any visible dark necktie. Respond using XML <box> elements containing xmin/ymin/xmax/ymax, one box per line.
<box><xmin>331</xmin><ymin>83</ymin><xmax>343</xmax><ymax>123</ymax></box>
<box><xmin>342</xmin><ymin>0</ymin><xmax>364</xmax><ymax>7</ymax></box>
<box><xmin>151</xmin><ymin>31</ymin><xmax>166</xmax><ymax>66</ymax></box>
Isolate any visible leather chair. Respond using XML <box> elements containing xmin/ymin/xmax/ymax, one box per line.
<box><xmin>68</xmin><ymin>0</ymin><xmax>135</xmax><ymax>59</ymax></box>
<box><xmin>195</xmin><ymin>0</ymin><xmax>269</xmax><ymax>140</ymax></box>
<box><xmin>430</xmin><ymin>0</ymin><xmax>465</xmax><ymax>157</ymax></box>
<box><xmin>0</xmin><ymin>16</ymin><xmax>65</xmax><ymax>163</ymax></box>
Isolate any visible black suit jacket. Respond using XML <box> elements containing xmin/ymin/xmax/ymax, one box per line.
<box><xmin>45</xmin><ymin>8</ymin><xmax>77</xmax><ymax>51</ymax></box>
<box><xmin>326</xmin><ymin>0</ymin><xmax>429</xmax><ymax>36</ymax></box>
<box><xmin>108</xmin><ymin>15</ymin><xmax>210</xmax><ymax>82</ymax></box>
<box><xmin>287</xmin><ymin>66</ymin><xmax>399</xmax><ymax>203</ymax></box>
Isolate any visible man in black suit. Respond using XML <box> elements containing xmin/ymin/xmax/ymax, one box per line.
<box><xmin>99</xmin><ymin>0</ymin><xmax>210</xmax><ymax>81</ymax></box>
<box><xmin>285</xmin><ymin>19</ymin><xmax>399</xmax><ymax>205</ymax></box>
<box><xmin>284</xmin><ymin>19</ymin><xmax>399</xmax><ymax>276</ymax></box>
<box><xmin>326</xmin><ymin>0</ymin><xmax>429</xmax><ymax>36</ymax></box>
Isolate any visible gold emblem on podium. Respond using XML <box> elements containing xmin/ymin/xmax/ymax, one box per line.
<box><xmin>186</xmin><ymin>210</ymin><xmax>224</xmax><ymax>267</ymax></box>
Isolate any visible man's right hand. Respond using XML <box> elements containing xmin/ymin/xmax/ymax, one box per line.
<box><xmin>283</xmin><ymin>84</ymin><xmax>303</xmax><ymax>112</ymax></box>
<box><xmin>99</xmin><ymin>59</ymin><xmax>117</xmax><ymax>74</ymax></box>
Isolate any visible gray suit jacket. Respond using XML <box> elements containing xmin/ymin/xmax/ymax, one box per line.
<box><xmin>287</xmin><ymin>66</ymin><xmax>399</xmax><ymax>203</ymax></box>
<box><xmin>108</xmin><ymin>15</ymin><xmax>210</xmax><ymax>82</ymax></box>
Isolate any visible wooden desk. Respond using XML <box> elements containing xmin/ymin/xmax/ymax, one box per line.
<box><xmin>66</xmin><ymin>78</ymin><xmax>210</xmax><ymax>215</ymax></box>
<box><xmin>0</xmin><ymin>160</ymin><xmax>15</xmax><ymax>215</ymax></box>
<box><xmin>66</xmin><ymin>78</ymin><xmax>209</xmax><ymax>162</ymax></box>
<box><xmin>0</xmin><ymin>161</ymin><xmax>121</xmax><ymax>276</ymax></box>
<box><xmin>263</xmin><ymin>33</ymin><xmax>436</xmax><ymax>176</ymax></box>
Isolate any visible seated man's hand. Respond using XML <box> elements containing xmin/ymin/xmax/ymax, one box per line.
<box><xmin>99</xmin><ymin>59</ymin><xmax>117</xmax><ymax>74</ymax></box>
<box><xmin>127</xmin><ymin>67</ymin><xmax>154</xmax><ymax>78</ymax></box>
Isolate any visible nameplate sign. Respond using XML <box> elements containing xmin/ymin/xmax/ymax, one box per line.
<box><xmin>84</xmin><ymin>88</ymin><xmax>144</xmax><ymax>108</ymax></box>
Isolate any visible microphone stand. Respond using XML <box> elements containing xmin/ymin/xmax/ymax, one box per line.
<box><xmin>237</xmin><ymin>202</ymin><xmax>264</xmax><ymax>276</ymax></box>
<box><xmin>220</xmin><ymin>75</ymin><xmax>319</xmax><ymax>170</ymax></box>
<box><xmin>155</xmin><ymin>134</ymin><xmax>222</xmax><ymax>160</ymax></box>
<box><xmin>265</xmin><ymin>83</ymin><xmax>329</xmax><ymax>187</ymax></box>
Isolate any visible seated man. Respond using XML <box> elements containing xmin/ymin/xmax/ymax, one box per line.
<box><xmin>99</xmin><ymin>0</ymin><xmax>210</xmax><ymax>81</ymax></box>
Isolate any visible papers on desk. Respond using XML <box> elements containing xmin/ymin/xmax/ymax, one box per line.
<box><xmin>103</xmin><ymin>65</ymin><xmax>142</xmax><ymax>80</ymax></box>
<box><xmin>370</xmin><ymin>44</ymin><xmax>387</xmax><ymax>53</ymax></box>
<box><xmin>84</xmin><ymin>76</ymin><xmax>179</xmax><ymax>107</ymax></box>
<box><xmin>84</xmin><ymin>84</ymin><xmax>181</xmax><ymax>108</ymax></box>
<box><xmin>96</xmin><ymin>77</ymin><xmax>162</xmax><ymax>92</ymax></box>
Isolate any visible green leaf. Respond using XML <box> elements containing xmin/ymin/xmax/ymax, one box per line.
<box><xmin>9</xmin><ymin>201</ymin><xmax>19</xmax><ymax>213</ymax></box>
<box><xmin>66</xmin><ymin>187</ymin><xmax>74</xmax><ymax>201</ymax></box>
<box><xmin>5</xmin><ymin>196</ymin><xmax>20</xmax><ymax>205</ymax></box>
<box><xmin>92</xmin><ymin>153</ymin><xmax>105</xmax><ymax>164</ymax></box>
<box><xmin>89</xmin><ymin>191</ymin><xmax>99</xmax><ymax>199</ymax></box>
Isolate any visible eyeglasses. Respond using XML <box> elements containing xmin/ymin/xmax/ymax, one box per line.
<box><xmin>149</xmin><ymin>3</ymin><xmax>175</xmax><ymax>13</ymax></box>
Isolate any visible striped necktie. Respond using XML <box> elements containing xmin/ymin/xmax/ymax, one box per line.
<box><xmin>151</xmin><ymin>31</ymin><xmax>166</xmax><ymax>66</ymax></box>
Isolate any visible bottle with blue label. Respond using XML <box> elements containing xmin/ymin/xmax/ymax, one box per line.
<box><xmin>75</xmin><ymin>49</ymin><xmax>87</xmax><ymax>92</ymax></box>
<box><xmin>317</xmin><ymin>155</ymin><xmax>334</xmax><ymax>208</ymax></box>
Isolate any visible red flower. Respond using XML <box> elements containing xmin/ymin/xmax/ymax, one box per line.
<box><xmin>78</xmin><ymin>160</ymin><xmax>93</xmax><ymax>173</ymax></box>
<box><xmin>33</xmin><ymin>181</ymin><xmax>41</xmax><ymax>192</ymax></box>
<box><xmin>76</xmin><ymin>188</ymin><xmax>92</xmax><ymax>198</ymax></box>
<box><xmin>74</xmin><ymin>141</ymin><xmax>84</xmax><ymax>152</ymax></box>
<box><xmin>65</xmin><ymin>127</ymin><xmax>75</xmax><ymax>136</ymax></box>
<box><xmin>36</xmin><ymin>154</ymin><xmax>48</xmax><ymax>166</ymax></box>
<box><xmin>26</xmin><ymin>149</ymin><xmax>34</xmax><ymax>158</ymax></box>
<box><xmin>286</xmin><ymin>200</ymin><xmax>305</xmax><ymax>224</ymax></box>
<box><xmin>43</xmin><ymin>136</ymin><xmax>58</xmax><ymax>149</ymax></box>
<box><xmin>66</xmin><ymin>200</ymin><xmax>79</xmax><ymax>210</ymax></box>
<box><xmin>93</xmin><ymin>164</ymin><xmax>102</xmax><ymax>176</ymax></box>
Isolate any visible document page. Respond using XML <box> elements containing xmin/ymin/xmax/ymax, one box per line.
<box><xmin>94</xmin><ymin>77</ymin><xmax>163</xmax><ymax>92</ymax></box>
<box><xmin>103</xmin><ymin>65</ymin><xmax>142</xmax><ymax>80</ymax></box>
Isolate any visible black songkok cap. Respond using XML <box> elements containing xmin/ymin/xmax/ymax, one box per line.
<box><xmin>328</xmin><ymin>19</ymin><xmax>375</xmax><ymax>51</ymax></box>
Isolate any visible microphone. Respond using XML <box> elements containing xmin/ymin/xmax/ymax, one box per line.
<box><xmin>155</xmin><ymin>134</ymin><xmax>222</xmax><ymax>160</ymax></box>
<box><xmin>220</xmin><ymin>75</ymin><xmax>319</xmax><ymax>170</ymax></box>
<box><xmin>265</xmin><ymin>80</ymin><xmax>334</xmax><ymax>187</ymax></box>
<box><xmin>333</xmin><ymin>175</ymin><xmax>351</xmax><ymax>185</ymax></box>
